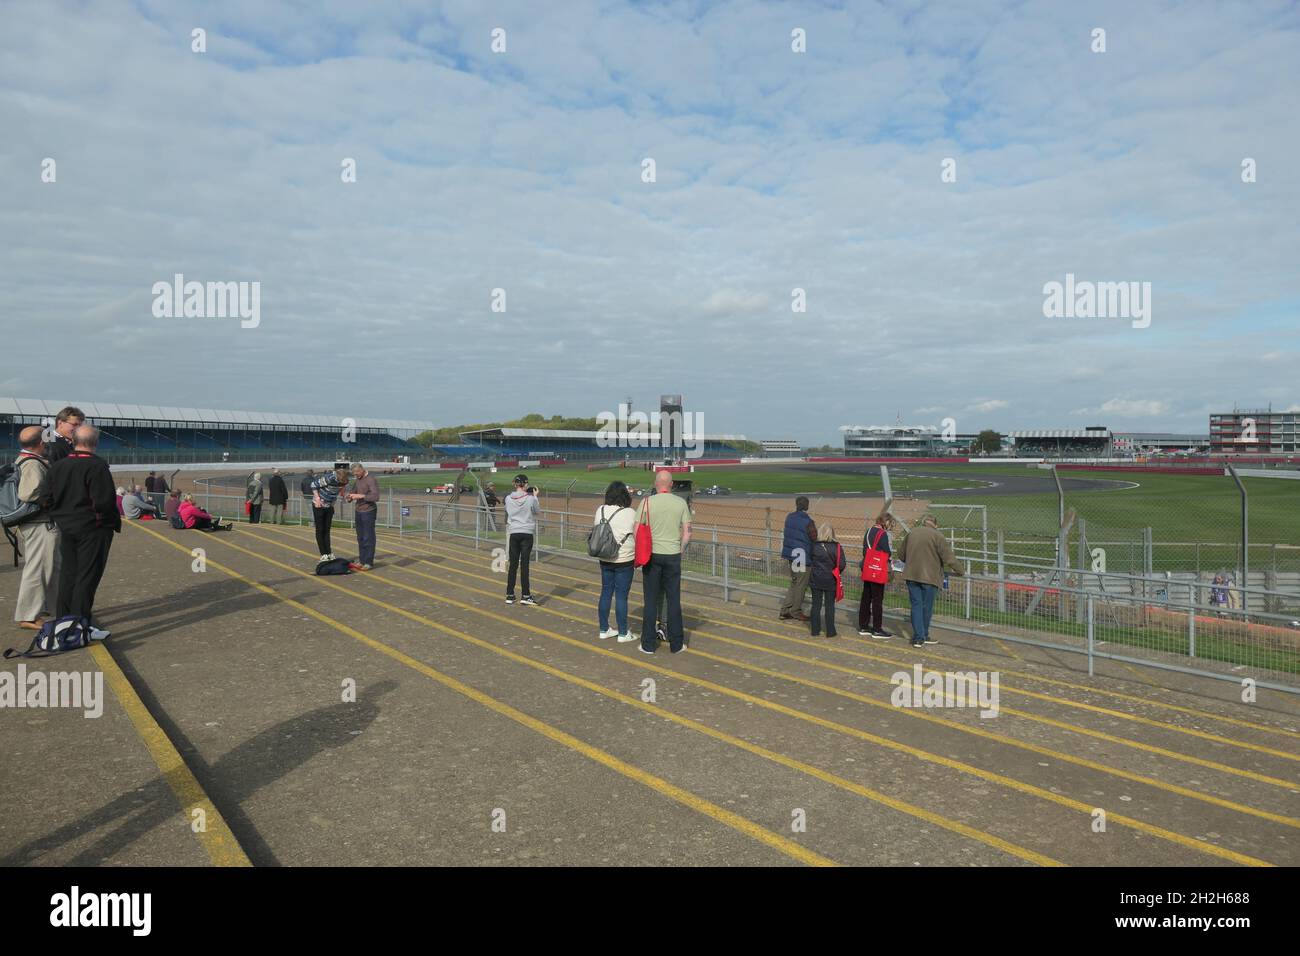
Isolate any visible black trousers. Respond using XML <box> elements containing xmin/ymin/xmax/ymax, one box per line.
<box><xmin>507</xmin><ymin>533</ymin><xmax>533</xmax><ymax>595</ymax></box>
<box><xmin>811</xmin><ymin>587</ymin><xmax>837</xmax><ymax>636</ymax></box>
<box><xmin>858</xmin><ymin>581</ymin><xmax>885</xmax><ymax>631</ymax></box>
<box><xmin>56</xmin><ymin>526</ymin><xmax>115</xmax><ymax>621</ymax></box>
<box><xmin>313</xmin><ymin>505</ymin><xmax>334</xmax><ymax>555</ymax></box>
<box><xmin>641</xmin><ymin>553</ymin><xmax>684</xmax><ymax>651</ymax></box>
<box><xmin>249</xmin><ymin>503</ymin><xmax>262</xmax><ymax>523</ymax></box>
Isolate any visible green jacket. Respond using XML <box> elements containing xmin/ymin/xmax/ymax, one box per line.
<box><xmin>898</xmin><ymin>525</ymin><xmax>964</xmax><ymax>588</ymax></box>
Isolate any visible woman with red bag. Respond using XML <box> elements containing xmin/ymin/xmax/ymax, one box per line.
<box><xmin>808</xmin><ymin>522</ymin><xmax>846</xmax><ymax>639</ymax></box>
<box><xmin>857</xmin><ymin>514</ymin><xmax>893</xmax><ymax>638</ymax></box>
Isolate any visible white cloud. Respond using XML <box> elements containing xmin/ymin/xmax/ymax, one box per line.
<box><xmin>966</xmin><ymin>399</ymin><xmax>1009</xmax><ymax>414</ymax></box>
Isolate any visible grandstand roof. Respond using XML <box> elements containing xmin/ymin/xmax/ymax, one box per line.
<box><xmin>461</xmin><ymin>427</ymin><xmax>749</xmax><ymax>441</ymax></box>
<box><xmin>1010</xmin><ymin>429</ymin><xmax>1112</xmax><ymax>439</ymax></box>
<box><xmin>0</xmin><ymin>397</ymin><xmax>432</xmax><ymax>433</ymax></box>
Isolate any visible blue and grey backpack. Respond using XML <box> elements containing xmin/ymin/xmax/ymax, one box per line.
<box><xmin>4</xmin><ymin>615</ymin><xmax>101</xmax><ymax>659</ymax></box>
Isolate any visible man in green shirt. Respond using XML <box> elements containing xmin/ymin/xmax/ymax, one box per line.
<box><xmin>638</xmin><ymin>470</ymin><xmax>692</xmax><ymax>654</ymax></box>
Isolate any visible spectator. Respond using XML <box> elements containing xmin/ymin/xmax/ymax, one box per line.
<box><xmin>779</xmin><ymin>496</ymin><xmax>818</xmax><ymax>622</ymax></box>
<box><xmin>164</xmin><ymin>489</ymin><xmax>182</xmax><ymax>523</ymax></box>
<box><xmin>897</xmin><ymin>514</ymin><xmax>964</xmax><ymax>648</ymax></box>
<box><xmin>245</xmin><ymin>472</ymin><xmax>264</xmax><ymax>524</ymax></box>
<box><xmin>152</xmin><ymin>472</ymin><xmax>169</xmax><ymax>514</ymax></box>
<box><xmin>593</xmin><ymin>480</ymin><xmax>638</xmax><ymax>642</ymax></box>
<box><xmin>344</xmin><ymin>463</ymin><xmax>380</xmax><ymax>570</ymax></box>
<box><xmin>46</xmin><ymin>425</ymin><xmax>118</xmax><ymax>637</ymax></box>
<box><xmin>145</xmin><ymin>472</ymin><xmax>156</xmax><ymax>499</ymax></box>
<box><xmin>10</xmin><ymin>426</ymin><xmax>59</xmax><ymax>631</ymax></box>
<box><xmin>121</xmin><ymin>488</ymin><xmax>160</xmax><ymax>520</ymax></box>
<box><xmin>267</xmin><ymin>468</ymin><xmax>289</xmax><ymax>525</ymax></box>
<box><xmin>310</xmin><ymin>466</ymin><xmax>348</xmax><ymax>562</ymax></box>
<box><xmin>809</xmin><ymin>522</ymin><xmax>845</xmax><ymax>639</ymax></box>
<box><xmin>45</xmin><ymin>406</ymin><xmax>84</xmax><ymax>464</ymax></box>
<box><xmin>638</xmin><ymin>469</ymin><xmax>692</xmax><ymax>655</ymax></box>
<box><xmin>178</xmin><ymin>492</ymin><xmax>231</xmax><ymax>531</ymax></box>
<box><xmin>504</xmin><ymin>474</ymin><xmax>539</xmax><ymax>605</ymax></box>
<box><xmin>300</xmin><ymin>469</ymin><xmax>316</xmax><ymax>524</ymax></box>
<box><xmin>857</xmin><ymin>515</ymin><xmax>893</xmax><ymax>638</ymax></box>
<box><xmin>114</xmin><ymin>486</ymin><xmax>126</xmax><ymax>515</ymax></box>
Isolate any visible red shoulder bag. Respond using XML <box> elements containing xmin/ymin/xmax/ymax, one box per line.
<box><xmin>861</xmin><ymin>526</ymin><xmax>889</xmax><ymax>584</ymax></box>
<box><xmin>634</xmin><ymin>497</ymin><xmax>653</xmax><ymax>567</ymax></box>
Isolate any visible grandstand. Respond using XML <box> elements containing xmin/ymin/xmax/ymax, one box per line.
<box><xmin>1009</xmin><ymin>427</ymin><xmax>1112</xmax><ymax>458</ymax></box>
<box><xmin>457</xmin><ymin>427</ymin><xmax>749</xmax><ymax>461</ymax></box>
<box><xmin>0</xmin><ymin>397</ymin><xmax>431</xmax><ymax>465</ymax></box>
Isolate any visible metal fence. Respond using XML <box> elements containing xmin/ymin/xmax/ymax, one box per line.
<box><xmin>189</xmin><ymin>489</ymin><xmax>1300</xmax><ymax>693</ymax></box>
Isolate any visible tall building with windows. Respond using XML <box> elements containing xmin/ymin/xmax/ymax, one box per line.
<box><xmin>1209</xmin><ymin>409</ymin><xmax>1300</xmax><ymax>455</ymax></box>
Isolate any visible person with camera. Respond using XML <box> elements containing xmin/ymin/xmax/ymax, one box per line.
<box><xmin>504</xmin><ymin>474</ymin><xmax>539</xmax><ymax>605</ymax></box>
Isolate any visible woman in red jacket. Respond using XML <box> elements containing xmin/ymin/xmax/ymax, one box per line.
<box><xmin>178</xmin><ymin>493</ymin><xmax>231</xmax><ymax>531</ymax></box>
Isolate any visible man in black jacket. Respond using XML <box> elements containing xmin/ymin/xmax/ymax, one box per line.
<box><xmin>47</xmin><ymin>425</ymin><xmax>120</xmax><ymax>635</ymax></box>
<box><xmin>268</xmin><ymin>468</ymin><xmax>289</xmax><ymax>524</ymax></box>
<box><xmin>45</xmin><ymin>405</ymin><xmax>84</xmax><ymax>464</ymax></box>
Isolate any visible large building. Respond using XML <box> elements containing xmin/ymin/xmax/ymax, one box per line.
<box><xmin>839</xmin><ymin>424</ymin><xmax>976</xmax><ymax>457</ymax></box>
<box><xmin>1112</xmin><ymin>432</ymin><xmax>1209</xmax><ymax>455</ymax></box>
<box><xmin>0</xmin><ymin>397</ymin><xmax>430</xmax><ymax>465</ymax></box>
<box><xmin>1209</xmin><ymin>409</ymin><xmax>1300</xmax><ymax>455</ymax></box>
<box><xmin>457</xmin><ymin>426</ymin><xmax>748</xmax><ymax>461</ymax></box>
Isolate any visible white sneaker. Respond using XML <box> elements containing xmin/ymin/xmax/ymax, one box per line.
<box><xmin>319</xmin><ymin>554</ymin><xmax>330</xmax><ymax>563</ymax></box>
<box><xmin>616</xmin><ymin>632</ymin><xmax>637</xmax><ymax>643</ymax></box>
<box><xmin>599</xmin><ymin>628</ymin><xmax>618</xmax><ymax>640</ymax></box>
<box><xmin>89</xmin><ymin>626</ymin><xmax>110</xmax><ymax>642</ymax></box>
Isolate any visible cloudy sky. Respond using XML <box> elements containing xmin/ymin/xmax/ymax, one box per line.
<box><xmin>3</xmin><ymin>0</ymin><xmax>1297</xmax><ymax>444</ymax></box>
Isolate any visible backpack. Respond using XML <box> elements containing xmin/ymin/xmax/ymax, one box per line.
<box><xmin>587</xmin><ymin>506</ymin><xmax>630</xmax><ymax>560</ymax></box>
<box><xmin>4</xmin><ymin>615</ymin><xmax>98</xmax><ymax>659</ymax></box>
<box><xmin>315</xmin><ymin>557</ymin><xmax>352</xmax><ymax>575</ymax></box>
<box><xmin>170</xmin><ymin>510</ymin><xmax>185</xmax><ymax>529</ymax></box>
<box><xmin>0</xmin><ymin>456</ymin><xmax>47</xmax><ymax>529</ymax></box>
<box><xmin>301</xmin><ymin>474</ymin><xmax>314</xmax><ymax>496</ymax></box>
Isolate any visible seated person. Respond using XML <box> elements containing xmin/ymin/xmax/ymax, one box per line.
<box><xmin>115</xmin><ymin>486</ymin><xmax>126</xmax><ymax>515</ymax></box>
<box><xmin>164</xmin><ymin>489</ymin><xmax>182</xmax><ymax>522</ymax></box>
<box><xmin>178</xmin><ymin>493</ymin><xmax>232</xmax><ymax>531</ymax></box>
<box><xmin>121</xmin><ymin>489</ymin><xmax>161</xmax><ymax>519</ymax></box>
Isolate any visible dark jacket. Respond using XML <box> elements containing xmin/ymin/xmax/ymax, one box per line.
<box><xmin>47</xmin><ymin>451</ymin><xmax>122</xmax><ymax>535</ymax></box>
<box><xmin>268</xmin><ymin>474</ymin><xmax>289</xmax><ymax>505</ymax></box>
<box><xmin>300</xmin><ymin>473</ymin><xmax>315</xmax><ymax>497</ymax></box>
<box><xmin>145</xmin><ymin>475</ymin><xmax>156</xmax><ymax>493</ymax></box>
<box><xmin>810</xmin><ymin>539</ymin><xmax>846</xmax><ymax>591</ymax></box>
<box><xmin>46</xmin><ymin>434</ymin><xmax>74</xmax><ymax>464</ymax></box>
<box><xmin>781</xmin><ymin>510</ymin><xmax>817</xmax><ymax>561</ymax></box>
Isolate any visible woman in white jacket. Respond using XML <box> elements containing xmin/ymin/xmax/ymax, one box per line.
<box><xmin>594</xmin><ymin>481</ymin><xmax>639</xmax><ymax>642</ymax></box>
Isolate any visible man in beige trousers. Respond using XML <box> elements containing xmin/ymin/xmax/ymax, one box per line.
<box><xmin>11</xmin><ymin>425</ymin><xmax>60</xmax><ymax>629</ymax></box>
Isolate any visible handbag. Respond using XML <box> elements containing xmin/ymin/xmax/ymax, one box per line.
<box><xmin>832</xmin><ymin>543</ymin><xmax>844</xmax><ymax>602</ymax></box>
<box><xmin>634</xmin><ymin>498</ymin><xmax>653</xmax><ymax>567</ymax></box>
<box><xmin>861</xmin><ymin>526</ymin><xmax>889</xmax><ymax>584</ymax></box>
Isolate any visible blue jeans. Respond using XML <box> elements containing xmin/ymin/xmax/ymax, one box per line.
<box><xmin>599</xmin><ymin>562</ymin><xmax>635</xmax><ymax>634</ymax></box>
<box><xmin>907</xmin><ymin>581</ymin><xmax>937</xmax><ymax>642</ymax></box>
<box><xmin>355</xmin><ymin>509</ymin><xmax>377</xmax><ymax>565</ymax></box>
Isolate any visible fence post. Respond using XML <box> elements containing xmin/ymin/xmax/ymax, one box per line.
<box><xmin>559</xmin><ymin>512</ymin><xmax>566</xmax><ymax>552</ymax></box>
<box><xmin>1227</xmin><ymin>466</ymin><xmax>1249</xmax><ymax>615</ymax></box>
<box><xmin>996</xmin><ymin>530</ymin><xmax>1006</xmax><ymax>613</ymax></box>
<box><xmin>1087</xmin><ymin>595</ymin><xmax>1095</xmax><ymax>677</ymax></box>
<box><xmin>764</xmin><ymin>508</ymin><xmax>772</xmax><ymax>578</ymax></box>
<box><xmin>399</xmin><ymin>500</ymin><xmax>404</xmax><ymax>537</ymax></box>
<box><xmin>711</xmin><ymin>528</ymin><xmax>717</xmax><ymax>577</ymax></box>
<box><xmin>964</xmin><ymin>559</ymin><xmax>971</xmax><ymax>620</ymax></box>
<box><xmin>1076</xmin><ymin>517</ymin><xmax>1088</xmax><ymax>624</ymax></box>
<box><xmin>427</xmin><ymin>504</ymin><xmax>432</xmax><ymax>541</ymax></box>
<box><xmin>475</xmin><ymin>508</ymin><xmax>481</xmax><ymax>550</ymax></box>
<box><xmin>723</xmin><ymin>544</ymin><xmax>730</xmax><ymax>603</ymax></box>
<box><xmin>1188</xmin><ymin>603</ymin><xmax>1196</xmax><ymax>659</ymax></box>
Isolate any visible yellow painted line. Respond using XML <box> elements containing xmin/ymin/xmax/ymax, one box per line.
<box><xmin>131</xmin><ymin>523</ymin><xmax>1060</xmax><ymax>866</ymax></box>
<box><xmin>328</xmin><ymin>527</ymin><xmax>1300</xmax><ymax>771</ymax></box>
<box><xmin>122</xmin><ymin>524</ymin><xmax>833</xmax><ymax>867</ymax></box>
<box><xmin>330</xmin><ymin>531</ymin><xmax>1300</xmax><ymax>819</ymax></box>
<box><xmin>995</xmin><ymin>639</ymin><xmax>1023</xmax><ymax>661</ymax></box>
<box><xmin>89</xmin><ymin>644</ymin><xmax>251</xmax><ymax>867</ymax></box>
<box><xmin>375</xmin><ymin>526</ymin><xmax>1300</xmax><ymax>741</ymax></box>
<box><xmin>231</xmin><ymin>525</ymin><xmax>1272</xmax><ymax>866</ymax></box>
